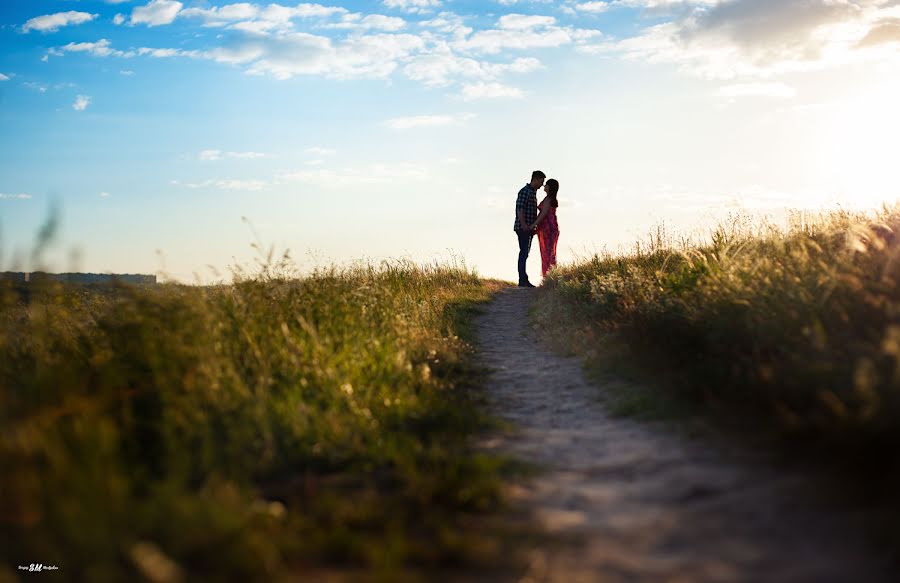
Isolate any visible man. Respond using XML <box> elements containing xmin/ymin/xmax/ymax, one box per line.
<box><xmin>514</xmin><ymin>170</ymin><xmax>545</xmax><ymax>287</ymax></box>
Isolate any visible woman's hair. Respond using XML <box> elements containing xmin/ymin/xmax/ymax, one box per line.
<box><xmin>545</xmin><ymin>178</ymin><xmax>559</xmax><ymax>208</ymax></box>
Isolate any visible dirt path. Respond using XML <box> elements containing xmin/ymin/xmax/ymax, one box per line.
<box><xmin>475</xmin><ymin>288</ymin><xmax>888</xmax><ymax>583</ymax></box>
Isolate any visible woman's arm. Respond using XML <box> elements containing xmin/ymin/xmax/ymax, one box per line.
<box><xmin>533</xmin><ymin>201</ymin><xmax>549</xmax><ymax>229</ymax></box>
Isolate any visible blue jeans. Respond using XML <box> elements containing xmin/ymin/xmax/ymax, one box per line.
<box><xmin>515</xmin><ymin>229</ymin><xmax>533</xmax><ymax>284</ymax></box>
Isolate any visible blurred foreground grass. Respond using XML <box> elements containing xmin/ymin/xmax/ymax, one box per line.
<box><xmin>538</xmin><ymin>207</ymin><xmax>900</xmax><ymax>467</ymax></box>
<box><xmin>1</xmin><ymin>259</ymin><xmax>515</xmax><ymax>582</ymax></box>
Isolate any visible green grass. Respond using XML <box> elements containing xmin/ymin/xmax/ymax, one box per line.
<box><xmin>536</xmin><ymin>207</ymin><xmax>900</xmax><ymax>458</ymax></box>
<box><xmin>1</xmin><ymin>258</ymin><xmax>521</xmax><ymax>582</ymax></box>
<box><xmin>530</xmin><ymin>292</ymin><xmax>702</xmax><ymax>427</ymax></box>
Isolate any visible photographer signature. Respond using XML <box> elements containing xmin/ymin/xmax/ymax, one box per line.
<box><xmin>18</xmin><ymin>563</ymin><xmax>59</xmax><ymax>572</ymax></box>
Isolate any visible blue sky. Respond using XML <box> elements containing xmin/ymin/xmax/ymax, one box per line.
<box><xmin>2</xmin><ymin>0</ymin><xmax>900</xmax><ymax>281</ymax></box>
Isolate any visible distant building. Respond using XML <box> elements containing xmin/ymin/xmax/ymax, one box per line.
<box><xmin>0</xmin><ymin>272</ymin><xmax>157</xmax><ymax>284</ymax></box>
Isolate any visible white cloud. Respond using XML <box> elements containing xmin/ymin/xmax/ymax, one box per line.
<box><xmin>195</xmin><ymin>3</ymin><xmax>350</xmax><ymax>33</ymax></box>
<box><xmin>454</xmin><ymin>19</ymin><xmax>589</xmax><ymax>54</ymax></box>
<box><xmin>574</xmin><ymin>2</ymin><xmax>609</xmax><ymax>13</ymax></box>
<box><xmin>137</xmin><ymin>47</ymin><xmax>199</xmax><ymax>58</ymax></box>
<box><xmin>23</xmin><ymin>11</ymin><xmax>97</xmax><ymax>33</ymax></box>
<box><xmin>199</xmin><ymin>150</ymin><xmax>266</xmax><ymax>160</ymax></box>
<box><xmin>461</xmin><ymin>81</ymin><xmax>523</xmax><ymax>100</ymax></box>
<box><xmin>184</xmin><ymin>179</ymin><xmax>267</xmax><ymax>191</ymax></box>
<box><xmin>403</xmin><ymin>53</ymin><xmax>491</xmax><ymax>87</ymax></box>
<box><xmin>59</xmin><ymin>39</ymin><xmax>133</xmax><ymax>58</ymax></box>
<box><xmin>0</xmin><ymin>193</ymin><xmax>32</xmax><ymax>200</ymax></box>
<box><xmin>325</xmin><ymin>14</ymin><xmax>407</xmax><ymax>32</ymax></box>
<box><xmin>716</xmin><ymin>82</ymin><xmax>797</xmax><ymax>99</ymax></box>
<box><xmin>99</xmin><ymin>191</ymin><xmax>111</xmax><ymax>197</ymax></box>
<box><xmin>131</xmin><ymin>0</ymin><xmax>183</xmax><ymax>27</ymax></box>
<box><xmin>383</xmin><ymin>112</ymin><xmax>475</xmax><ymax>129</ymax></box>
<box><xmin>243</xmin><ymin>32</ymin><xmax>426</xmax><ymax>80</ymax></box>
<box><xmin>180</xmin><ymin>3</ymin><xmax>260</xmax><ymax>27</ymax></box>
<box><xmin>0</xmin><ymin>73</ymin><xmax>9</xmax><ymax>81</ymax></box>
<box><xmin>499</xmin><ymin>56</ymin><xmax>544</xmax><ymax>74</ymax></box>
<box><xmin>610</xmin><ymin>0</ymin><xmax>900</xmax><ymax>79</ymax></box>
<box><xmin>498</xmin><ymin>14</ymin><xmax>556</xmax><ymax>30</ymax></box>
<box><xmin>419</xmin><ymin>12</ymin><xmax>472</xmax><ymax>38</ymax></box>
<box><xmin>402</xmin><ymin>52</ymin><xmax>542</xmax><ymax>86</ymax></box>
<box><xmin>73</xmin><ymin>95</ymin><xmax>91</xmax><ymax>111</ymax></box>
<box><xmin>615</xmin><ymin>0</ymin><xmax>722</xmax><ymax>7</ymax></box>
<box><xmin>199</xmin><ymin>149</ymin><xmax>223</xmax><ymax>161</ymax></box>
<box><xmin>383</xmin><ymin>0</ymin><xmax>441</xmax><ymax>13</ymax></box>
<box><xmin>68</xmin><ymin>24</ymin><xmax>555</xmax><ymax>86</ymax></box>
<box><xmin>120</xmin><ymin>69</ymin><xmax>135</xmax><ymax>75</ymax></box>
<box><xmin>35</xmin><ymin>3</ymin><xmax>574</xmax><ymax>90</ymax></box>
<box><xmin>113</xmin><ymin>14</ymin><xmax>126</xmax><ymax>25</ymax></box>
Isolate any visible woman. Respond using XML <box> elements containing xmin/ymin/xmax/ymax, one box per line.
<box><xmin>533</xmin><ymin>178</ymin><xmax>560</xmax><ymax>277</ymax></box>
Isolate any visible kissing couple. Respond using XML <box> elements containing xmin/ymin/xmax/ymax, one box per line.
<box><xmin>513</xmin><ymin>170</ymin><xmax>560</xmax><ymax>288</ymax></box>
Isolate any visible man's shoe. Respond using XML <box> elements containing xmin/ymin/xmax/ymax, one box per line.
<box><xmin>518</xmin><ymin>281</ymin><xmax>536</xmax><ymax>288</ymax></box>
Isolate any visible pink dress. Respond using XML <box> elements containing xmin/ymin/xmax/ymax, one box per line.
<box><xmin>537</xmin><ymin>199</ymin><xmax>559</xmax><ymax>276</ymax></box>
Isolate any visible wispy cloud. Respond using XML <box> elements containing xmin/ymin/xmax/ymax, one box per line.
<box><xmin>39</xmin><ymin>3</ymin><xmax>593</xmax><ymax>92</ymax></box>
<box><xmin>130</xmin><ymin>0</ymin><xmax>183</xmax><ymax>27</ymax></box>
<box><xmin>574</xmin><ymin>2</ymin><xmax>610</xmax><ymax>14</ymax></box>
<box><xmin>384</xmin><ymin>0</ymin><xmax>441</xmax><ymax>13</ymax></box>
<box><xmin>73</xmin><ymin>95</ymin><xmax>91</xmax><ymax>111</ymax></box>
<box><xmin>23</xmin><ymin>11</ymin><xmax>98</xmax><ymax>33</ymax></box>
<box><xmin>57</xmin><ymin>39</ymin><xmax>133</xmax><ymax>58</ymax></box>
<box><xmin>0</xmin><ymin>193</ymin><xmax>33</xmax><ymax>200</ymax></box>
<box><xmin>403</xmin><ymin>54</ymin><xmax>542</xmax><ymax>87</ymax></box>
<box><xmin>199</xmin><ymin>150</ymin><xmax>266</xmax><ymax>161</ymax></box>
<box><xmin>323</xmin><ymin>14</ymin><xmax>407</xmax><ymax>32</ymax></box>
<box><xmin>0</xmin><ymin>73</ymin><xmax>9</xmax><ymax>81</ymax></box>
<box><xmin>383</xmin><ymin>112</ymin><xmax>475</xmax><ymax>129</ymax></box>
<box><xmin>455</xmin><ymin>15</ymin><xmax>592</xmax><ymax>54</ymax></box>
<box><xmin>180</xmin><ymin>4</ymin><xmax>261</xmax><ymax>27</ymax></box>
<box><xmin>498</xmin><ymin>14</ymin><xmax>556</xmax><ymax>30</ymax></box>
<box><xmin>182</xmin><ymin>178</ymin><xmax>267</xmax><ymax>191</ymax></box>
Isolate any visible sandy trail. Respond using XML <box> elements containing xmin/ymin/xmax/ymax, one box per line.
<box><xmin>475</xmin><ymin>288</ymin><xmax>888</xmax><ymax>583</ymax></box>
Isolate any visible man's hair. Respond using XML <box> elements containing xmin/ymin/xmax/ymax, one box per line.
<box><xmin>531</xmin><ymin>170</ymin><xmax>546</xmax><ymax>181</ymax></box>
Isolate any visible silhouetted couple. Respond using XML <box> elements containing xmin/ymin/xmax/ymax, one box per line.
<box><xmin>514</xmin><ymin>170</ymin><xmax>560</xmax><ymax>287</ymax></box>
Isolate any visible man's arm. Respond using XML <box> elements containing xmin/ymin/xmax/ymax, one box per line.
<box><xmin>517</xmin><ymin>208</ymin><xmax>530</xmax><ymax>231</ymax></box>
<box><xmin>515</xmin><ymin>189</ymin><xmax>531</xmax><ymax>230</ymax></box>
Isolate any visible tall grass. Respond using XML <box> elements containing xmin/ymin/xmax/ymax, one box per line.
<box><xmin>540</xmin><ymin>207</ymin><xmax>900</xmax><ymax>454</ymax></box>
<box><xmin>1</xmin><ymin>258</ymin><xmax>511</xmax><ymax>582</ymax></box>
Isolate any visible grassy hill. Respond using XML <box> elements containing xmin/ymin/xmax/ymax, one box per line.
<box><xmin>1</xmin><ymin>260</ymin><xmax>518</xmax><ymax>582</ymax></box>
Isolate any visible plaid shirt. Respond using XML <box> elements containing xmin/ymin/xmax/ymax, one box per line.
<box><xmin>513</xmin><ymin>183</ymin><xmax>538</xmax><ymax>232</ymax></box>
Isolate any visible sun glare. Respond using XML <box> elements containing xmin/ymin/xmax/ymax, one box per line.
<box><xmin>821</xmin><ymin>78</ymin><xmax>900</xmax><ymax>209</ymax></box>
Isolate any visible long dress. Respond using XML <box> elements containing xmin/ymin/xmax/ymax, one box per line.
<box><xmin>537</xmin><ymin>199</ymin><xmax>559</xmax><ymax>276</ymax></box>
